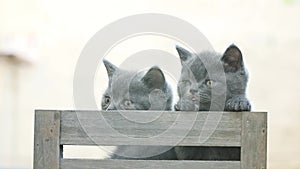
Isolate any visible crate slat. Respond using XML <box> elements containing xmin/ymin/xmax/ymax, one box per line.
<box><xmin>61</xmin><ymin>159</ymin><xmax>240</xmax><ymax>169</ymax></box>
<box><xmin>60</xmin><ymin>111</ymin><xmax>242</xmax><ymax>146</ymax></box>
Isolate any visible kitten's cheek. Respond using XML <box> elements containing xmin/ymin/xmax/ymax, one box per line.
<box><xmin>107</xmin><ymin>103</ymin><xmax>116</xmax><ymax>110</ymax></box>
<box><xmin>101</xmin><ymin>103</ymin><xmax>109</xmax><ymax>110</ymax></box>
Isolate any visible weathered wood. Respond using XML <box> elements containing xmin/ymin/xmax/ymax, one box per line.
<box><xmin>241</xmin><ymin>112</ymin><xmax>267</xmax><ymax>169</ymax></box>
<box><xmin>33</xmin><ymin>110</ymin><xmax>268</xmax><ymax>169</ymax></box>
<box><xmin>34</xmin><ymin>110</ymin><xmax>61</xmax><ymax>169</ymax></box>
<box><xmin>60</xmin><ymin>159</ymin><xmax>240</xmax><ymax>169</ymax></box>
<box><xmin>60</xmin><ymin>111</ymin><xmax>242</xmax><ymax>146</ymax></box>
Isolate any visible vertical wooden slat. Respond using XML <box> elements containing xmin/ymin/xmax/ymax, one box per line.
<box><xmin>241</xmin><ymin>112</ymin><xmax>267</xmax><ymax>169</ymax></box>
<box><xmin>34</xmin><ymin>110</ymin><xmax>61</xmax><ymax>169</ymax></box>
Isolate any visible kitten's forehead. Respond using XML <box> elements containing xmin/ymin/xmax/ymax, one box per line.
<box><xmin>110</xmin><ymin>70</ymin><xmax>142</xmax><ymax>91</ymax></box>
<box><xmin>183</xmin><ymin>51</ymin><xmax>223</xmax><ymax>81</ymax></box>
<box><xmin>114</xmin><ymin>70</ymin><xmax>140</xmax><ymax>84</ymax></box>
<box><xmin>186</xmin><ymin>58</ymin><xmax>206</xmax><ymax>81</ymax></box>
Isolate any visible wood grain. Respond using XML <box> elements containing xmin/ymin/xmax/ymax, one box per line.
<box><xmin>241</xmin><ymin>112</ymin><xmax>267</xmax><ymax>169</ymax></box>
<box><xmin>34</xmin><ymin>110</ymin><xmax>61</xmax><ymax>169</ymax></box>
<box><xmin>60</xmin><ymin>110</ymin><xmax>242</xmax><ymax>146</ymax></box>
<box><xmin>61</xmin><ymin>159</ymin><xmax>240</xmax><ymax>169</ymax></box>
<box><xmin>33</xmin><ymin>110</ymin><xmax>267</xmax><ymax>169</ymax></box>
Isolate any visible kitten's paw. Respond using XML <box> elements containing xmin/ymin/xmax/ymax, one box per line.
<box><xmin>225</xmin><ymin>97</ymin><xmax>251</xmax><ymax>111</ymax></box>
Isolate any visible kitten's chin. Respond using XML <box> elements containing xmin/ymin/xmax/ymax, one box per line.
<box><xmin>176</xmin><ymin>97</ymin><xmax>220</xmax><ymax>111</ymax></box>
<box><xmin>175</xmin><ymin>98</ymin><xmax>199</xmax><ymax>111</ymax></box>
<box><xmin>198</xmin><ymin>103</ymin><xmax>210</xmax><ymax>111</ymax></box>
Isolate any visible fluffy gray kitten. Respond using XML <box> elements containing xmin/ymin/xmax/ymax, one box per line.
<box><xmin>174</xmin><ymin>44</ymin><xmax>251</xmax><ymax>160</ymax></box>
<box><xmin>102</xmin><ymin>60</ymin><xmax>177</xmax><ymax>160</ymax></box>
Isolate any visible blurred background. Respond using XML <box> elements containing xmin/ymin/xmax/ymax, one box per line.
<box><xmin>1</xmin><ymin>0</ymin><xmax>300</xmax><ymax>168</ymax></box>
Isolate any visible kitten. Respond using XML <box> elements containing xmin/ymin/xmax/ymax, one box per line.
<box><xmin>102</xmin><ymin>60</ymin><xmax>177</xmax><ymax>160</ymax></box>
<box><xmin>174</xmin><ymin>44</ymin><xmax>251</xmax><ymax>160</ymax></box>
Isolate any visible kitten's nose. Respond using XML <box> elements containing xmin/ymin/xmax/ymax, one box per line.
<box><xmin>189</xmin><ymin>88</ymin><xmax>198</xmax><ymax>94</ymax></box>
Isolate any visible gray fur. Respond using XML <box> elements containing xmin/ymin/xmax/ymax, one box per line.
<box><xmin>174</xmin><ymin>44</ymin><xmax>251</xmax><ymax>160</ymax></box>
<box><xmin>102</xmin><ymin>60</ymin><xmax>177</xmax><ymax>160</ymax></box>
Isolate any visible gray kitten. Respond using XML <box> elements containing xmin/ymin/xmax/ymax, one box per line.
<box><xmin>102</xmin><ymin>60</ymin><xmax>177</xmax><ymax>160</ymax></box>
<box><xmin>174</xmin><ymin>44</ymin><xmax>251</xmax><ymax>160</ymax></box>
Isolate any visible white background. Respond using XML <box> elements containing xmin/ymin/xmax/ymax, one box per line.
<box><xmin>0</xmin><ymin>0</ymin><xmax>300</xmax><ymax>168</ymax></box>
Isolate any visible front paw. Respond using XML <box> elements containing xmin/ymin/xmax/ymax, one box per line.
<box><xmin>225</xmin><ymin>97</ymin><xmax>251</xmax><ymax>111</ymax></box>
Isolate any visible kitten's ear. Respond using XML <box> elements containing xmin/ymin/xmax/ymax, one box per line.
<box><xmin>176</xmin><ymin>45</ymin><xmax>192</xmax><ymax>62</ymax></box>
<box><xmin>221</xmin><ymin>44</ymin><xmax>244</xmax><ymax>72</ymax></box>
<box><xmin>142</xmin><ymin>66</ymin><xmax>166</xmax><ymax>89</ymax></box>
<box><xmin>103</xmin><ymin>59</ymin><xmax>118</xmax><ymax>78</ymax></box>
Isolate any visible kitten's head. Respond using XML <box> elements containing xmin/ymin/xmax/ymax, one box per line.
<box><xmin>101</xmin><ymin>60</ymin><xmax>173</xmax><ymax>111</ymax></box>
<box><xmin>175</xmin><ymin>44</ymin><xmax>249</xmax><ymax>110</ymax></box>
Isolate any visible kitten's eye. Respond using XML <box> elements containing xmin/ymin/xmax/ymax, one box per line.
<box><xmin>124</xmin><ymin>100</ymin><xmax>133</xmax><ymax>107</ymax></box>
<box><xmin>206</xmin><ymin>80</ymin><xmax>214</xmax><ymax>87</ymax></box>
<box><xmin>104</xmin><ymin>96</ymin><xmax>111</xmax><ymax>104</ymax></box>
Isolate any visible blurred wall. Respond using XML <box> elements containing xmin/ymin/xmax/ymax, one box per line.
<box><xmin>0</xmin><ymin>0</ymin><xmax>300</xmax><ymax>168</ymax></box>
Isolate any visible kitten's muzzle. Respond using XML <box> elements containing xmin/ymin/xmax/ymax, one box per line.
<box><xmin>189</xmin><ymin>89</ymin><xmax>198</xmax><ymax>95</ymax></box>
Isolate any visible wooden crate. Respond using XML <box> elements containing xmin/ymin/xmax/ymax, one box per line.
<box><xmin>34</xmin><ymin>110</ymin><xmax>267</xmax><ymax>169</ymax></box>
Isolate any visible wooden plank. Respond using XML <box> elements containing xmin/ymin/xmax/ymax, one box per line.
<box><xmin>241</xmin><ymin>112</ymin><xmax>267</xmax><ymax>169</ymax></box>
<box><xmin>60</xmin><ymin>111</ymin><xmax>242</xmax><ymax>146</ymax></box>
<box><xmin>60</xmin><ymin>159</ymin><xmax>240</xmax><ymax>169</ymax></box>
<box><xmin>34</xmin><ymin>110</ymin><xmax>61</xmax><ymax>169</ymax></box>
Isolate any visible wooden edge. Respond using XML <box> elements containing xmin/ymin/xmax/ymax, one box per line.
<box><xmin>38</xmin><ymin>110</ymin><xmax>266</xmax><ymax>113</ymax></box>
<box><xmin>33</xmin><ymin>110</ymin><xmax>61</xmax><ymax>169</ymax></box>
<box><xmin>241</xmin><ymin>112</ymin><xmax>267</xmax><ymax>169</ymax></box>
<box><xmin>59</xmin><ymin>110</ymin><xmax>242</xmax><ymax>147</ymax></box>
<box><xmin>33</xmin><ymin>110</ymin><xmax>267</xmax><ymax>169</ymax></box>
<box><xmin>60</xmin><ymin>159</ymin><xmax>241</xmax><ymax>169</ymax></box>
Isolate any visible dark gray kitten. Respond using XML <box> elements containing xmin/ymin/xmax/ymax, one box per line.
<box><xmin>174</xmin><ymin>44</ymin><xmax>251</xmax><ymax>160</ymax></box>
<box><xmin>102</xmin><ymin>60</ymin><xmax>177</xmax><ymax>160</ymax></box>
